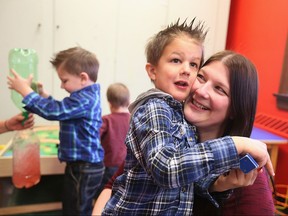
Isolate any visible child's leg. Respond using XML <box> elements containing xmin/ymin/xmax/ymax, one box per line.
<box><xmin>62</xmin><ymin>162</ymin><xmax>104</xmax><ymax>216</ymax></box>
<box><xmin>79</xmin><ymin>162</ymin><xmax>105</xmax><ymax>215</ymax></box>
<box><xmin>62</xmin><ymin>164</ymin><xmax>78</xmax><ymax>215</ymax></box>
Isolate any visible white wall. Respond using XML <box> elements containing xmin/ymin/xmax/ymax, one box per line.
<box><xmin>0</xmin><ymin>0</ymin><xmax>230</xmax><ymax>143</ymax></box>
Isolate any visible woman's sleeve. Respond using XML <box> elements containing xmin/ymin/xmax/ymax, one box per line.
<box><xmin>221</xmin><ymin>168</ymin><xmax>275</xmax><ymax>215</ymax></box>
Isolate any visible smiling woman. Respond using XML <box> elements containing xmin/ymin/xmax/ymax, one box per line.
<box><xmin>186</xmin><ymin>50</ymin><xmax>275</xmax><ymax>216</ymax></box>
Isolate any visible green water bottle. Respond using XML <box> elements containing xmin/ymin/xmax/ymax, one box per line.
<box><xmin>8</xmin><ymin>48</ymin><xmax>38</xmax><ymax>118</ymax></box>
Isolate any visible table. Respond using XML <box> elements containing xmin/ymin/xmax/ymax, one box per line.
<box><xmin>0</xmin><ymin>125</ymin><xmax>65</xmax><ymax>177</ymax></box>
<box><xmin>251</xmin><ymin>126</ymin><xmax>288</xmax><ymax>171</ymax></box>
<box><xmin>0</xmin><ymin>125</ymin><xmax>65</xmax><ymax>215</ymax></box>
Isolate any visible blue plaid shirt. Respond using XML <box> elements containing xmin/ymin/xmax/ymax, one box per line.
<box><xmin>102</xmin><ymin>89</ymin><xmax>239</xmax><ymax>216</ymax></box>
<box><xmin>22</xmin><ymin>83</ymin><xmax>104</xmax><ymax>163</ymax></box>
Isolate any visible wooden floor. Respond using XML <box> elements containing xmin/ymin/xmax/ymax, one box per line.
<box><xmin>0</xmin><ymin>175</ymin><xmax>63</xmax><ymax>215</ymax></box>
<box><xmin>0</xmin><ymin>202</ymin><xmax>62</xmax><ymax>216</ymax></box>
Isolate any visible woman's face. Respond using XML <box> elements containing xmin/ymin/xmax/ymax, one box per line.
<box><xmin>184</xmin><ymin>61</ymin><xmax>231</xmax><ymax>134</ymax></box>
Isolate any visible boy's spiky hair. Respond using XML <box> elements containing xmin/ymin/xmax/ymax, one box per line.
<box><xmin>145</xmin><ymin>17</ymin><xmax>208</xmax><ymax>66</ymax></box>
<box><xmin>164</xmin><ymin>17</ymin><xmax>207</xmax><ymax>42</ymax></box>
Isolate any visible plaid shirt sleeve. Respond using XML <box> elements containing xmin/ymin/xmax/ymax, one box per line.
<box><xmin>194</xmin><ymin>173</ymin><xmax>233</xmax><ymax>207</ymax></box>
<box><xmin>23</xmin><ymin>90</ymin><xmax>95</xmax><ymax>120</ymax></box>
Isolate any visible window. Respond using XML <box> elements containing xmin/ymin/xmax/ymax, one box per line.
<box><xmin>274</xmin><ymin>35</ymin><xmax>288</xmax><ymax>110</ymax></box>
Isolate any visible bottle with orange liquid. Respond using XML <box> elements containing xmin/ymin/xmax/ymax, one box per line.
<box><xmin>12</xmin><ymin>129</ymin><xmax>41</xmax><ymax>188</ymax></box>
<box><xmin>9</xmin><ymin>48</ymin><xmax>41</xmax><ymax>188</ymax></box>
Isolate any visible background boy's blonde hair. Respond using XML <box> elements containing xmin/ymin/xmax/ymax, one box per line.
<box><xmin>107</xmin><ymin>83</ymin><xmax>130</xmax><ymax>108</ymax></box>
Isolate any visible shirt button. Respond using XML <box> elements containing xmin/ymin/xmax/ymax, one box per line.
<box><xmin>181</xmin><ymin>187</ymin><xmax>186</xmax><ymax>192</ymax></box>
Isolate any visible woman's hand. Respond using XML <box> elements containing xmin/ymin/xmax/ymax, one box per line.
<box><xmin>1</xmin><ymin>113</ymin><xmax>34</xmax><ymax>133</ymax></box>
<box><xmin>209</xmin><ymin>168</ymin><xmax>259</xmax><ymax>192</ymax></box>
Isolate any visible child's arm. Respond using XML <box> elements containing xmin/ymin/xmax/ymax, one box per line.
<box><xmin>131</xmin><ymin>97</ymin><xmax>273</xmax><ymax>188</ymax></box>
<box><xmin>7</xmin><ymin>69</ymin><xmax>34</xmax><ymax>97</ymax></box>
<box><xmin>92</xmin><ymin>188</ymin><xmax>112</xmax><ymax>216</ymax></box>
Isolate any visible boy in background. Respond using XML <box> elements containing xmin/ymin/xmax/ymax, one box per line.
<box><xmin>95</xmin><ymin>82</ymin><xmax>130</xmax><ymax>199</ymax></box>
<box><xmin>7</xmin><ymin>46</ymin><xmax>104</xmax><ymax>216</ymax></box>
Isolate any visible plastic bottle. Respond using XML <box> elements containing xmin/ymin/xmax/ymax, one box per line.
<box><xmin>12</xmin><ymin>129</ymin><xmax>41</xmax><ymax>188</ymax></box>
<box><xmin>8</xmin><ymin>48</ymin><xmax>38</xmax><ymax>115</ymax></box>
<box><xmin>8</xmin><ymin>48</ymin><xmax>41</xmax><ymax>188</ymax></box>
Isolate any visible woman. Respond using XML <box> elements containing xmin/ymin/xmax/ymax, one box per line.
<box><xmin>92</xmin><ymin>50</ymin><xmax>274</xmax><ymax>215</ymax></box>
<box><xmin>184</xmin><ymin>50</ymin><xmax>274</xmax><ymax>215</ymax></box>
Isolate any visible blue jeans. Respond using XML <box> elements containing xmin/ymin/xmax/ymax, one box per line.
<box><xmin>62</xmin><ymin>161</ymin><xmax>104</xmax><ymax>216</ymax></box>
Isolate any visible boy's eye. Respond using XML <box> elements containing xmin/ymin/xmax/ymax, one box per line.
<box><xmin>190</xmin><ymin>62</ymin><xmax>198</xmax><ymax>68</ymax></box>
<box><xmin>171</xmin><ymin>58</ymin><xmax>181</xmax><ymax>63</ymax></box>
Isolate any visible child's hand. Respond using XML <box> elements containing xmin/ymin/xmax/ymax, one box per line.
<box><xmin>209</xmin><ymin>169</ymin><xmax>259</xmax><ymax>192</ymax></box>
<box><xmin>7</xmin><ymin>69</ymin><xmax>34</xmax><ymax>97</ymax></box>
<box><xmin>37</xmin><ymin>82</ymin><xmax>49</xmax><ymax>98</ymax></box>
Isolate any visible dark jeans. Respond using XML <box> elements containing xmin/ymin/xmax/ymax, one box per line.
<box><xmin>94</xmin><ymin>166</ymin><xmax>118</xmax><ymax>199</ymax></box>
<box><xmin>62</xmin><ymin>161</ymin><xmax>104</xmax><ymax>216</ymax></box>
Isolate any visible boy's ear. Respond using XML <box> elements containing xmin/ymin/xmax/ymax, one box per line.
<box><xmin>79</xmin><ymin>72</ymin><xmax>89</xmax><ymax>84</ymax></box>
<box><xmin>146</xmin><ymin>63</ymin><xmax>156</xmax><ymax>81</ymax></box>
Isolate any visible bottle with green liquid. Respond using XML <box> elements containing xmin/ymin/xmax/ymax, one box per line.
<box><xmin>9</xmin><ymin>48</ymin><xmax>39</xmax><ymax>115</ymax></box>
<box><xmin>9</xmin><ymin>48</ymin><xmax>41</xmax><ymax>188</ymax></box>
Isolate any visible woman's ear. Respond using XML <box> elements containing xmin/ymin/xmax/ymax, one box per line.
<box><xmin>146</xmin><ymin>63</ymin><xmax>156</xmax><ymax>82</ymax></box>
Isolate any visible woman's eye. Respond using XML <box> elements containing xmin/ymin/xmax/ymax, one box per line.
<box><xmin>197</xmin><ymin>73</ymin><xmax>205</xmax><ymax>81</ymax></box>
<box><xmin>216</xmin><ymin>86</ymin><xmax>228</xmax><ymax>96</ymax></box>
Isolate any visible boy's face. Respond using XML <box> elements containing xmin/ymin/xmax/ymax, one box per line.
<box><xmin>57</xmin><ymin>67</ymin><xmax>83</xmax><ymax>93</ymax></box>
<box><xmin>146</xmin><ymin>36</ymin><xmax>202</xmax><ymax>102</ymax></box>
<box><xmin>184</xmin><ymin>61</ymin><xmax>231</xmax><ymax>134</ymax></box>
